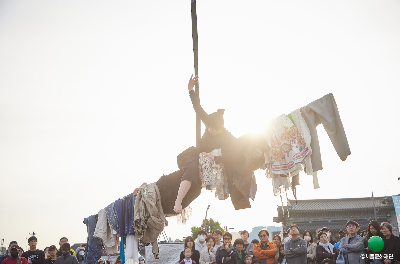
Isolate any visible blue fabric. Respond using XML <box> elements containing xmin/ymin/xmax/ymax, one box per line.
<box><xmin>123</xmin><ymin>193</ymin><xmax>135</xmax><ymax>235</ymax></box>
<box><xmin>260</xmin><ymin>243</ymin><xmax>269</xmax><ymax>264</ymax></box>
<box><xmin>84</xmin><ymin>215</ymin><xmax>103</xmax><ymax>264</ymax></box>
<box><xmin>104</xmin><ymin>202</ymin><xmax>119</xmax><ymax>233</ymax></box>
<box><xmin>120</xmin><ymin>236</ymin><xmax>125</xmax><ymax>264</ymax></box>
<box><xmin>115</xmin><ymin>198</ymin><xmax>125</xmax><ymax>238</ymax></box>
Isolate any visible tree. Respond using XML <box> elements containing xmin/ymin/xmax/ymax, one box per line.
<box><xmin>190</xmin><ymin>218</ymin><xmax>225</xmax><ymax>238</ymax></box>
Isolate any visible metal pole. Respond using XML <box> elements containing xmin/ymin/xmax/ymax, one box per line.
<box><xmin>203</xmin><ymin>205</ymin><xmax>210</xmax><ymax>231</ymax></box>
<box><xmin>372</xmin><ymin>191</ymin><xmax>377</xmax><ymax>220</ymax></box>
<box><xmin>191</xmin><ymin>0</ymin><xmax>201</xmax><ymax>147</ymax></box>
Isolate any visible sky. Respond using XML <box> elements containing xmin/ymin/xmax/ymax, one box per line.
<box><xmin>1</xmin><ymin>0</ymin><xmax>400</xmax><ymax>251</ymax></box>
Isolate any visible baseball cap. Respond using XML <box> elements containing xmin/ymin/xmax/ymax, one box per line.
<box><xmin>49</xmin><ymin>245</ymin><xmax>57</xmax><ymax>251</ymax></box>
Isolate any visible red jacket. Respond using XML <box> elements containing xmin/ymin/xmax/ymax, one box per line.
<box><xmin>254</xmin><ymin>241</ymin><xmax>277</xmax><ymax>264</ymax></box>
<box><xmin>2</xmin><ymin>257</ymin><xmax>29</xmax><ymax>264</ymax></box>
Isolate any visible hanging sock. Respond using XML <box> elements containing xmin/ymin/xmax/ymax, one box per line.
<box><xmin>313</xmin><ymin>172</ymin><xmax>320</xmax><ymax>189</ymax></box>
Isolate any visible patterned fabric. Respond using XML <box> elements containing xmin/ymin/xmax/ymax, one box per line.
<box><xmin>198</xmin><ymin>149</ymin><xmax>229</xmax><ymax>200</ymax></box>
<box><xmin>104</xmin><ymin>202</ymin><xmax>119</xmax><ymax>233</ymax></box>
<box><xmin>83</xmin><ymin>215</ymin><xmax>103</xmax><ymax>264</ymax></box>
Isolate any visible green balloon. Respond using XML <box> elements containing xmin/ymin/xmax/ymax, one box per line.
<box><xmin>368</xmin><ymin>236</ymin><xmax>384</xmax><ymax>252</ymax></box>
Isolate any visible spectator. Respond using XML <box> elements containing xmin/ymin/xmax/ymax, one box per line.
<box><xmin>244</xmin><ymin>255</ymin><xmax>253</xmax><ymax>264</ymax></box>
<box><xmin>282</xmin><ymin>233</ymin><xmax>289</xmax><ymax>244</ymax></box>
<box><xmin>180</xmin><ymin>236</ymin><xmax>200</xmax><ymax>264</ymax></box>
<box><xmin>251</xmin><ymin>259</ymin><xmax>261</xmax><ymax>264</ymax></box>
<box><xmin>320</xmin><ymin>228</ymin><xmax>336</xmax><ymax>245</ymax></box>
<box><xmin>275</xmin><ymin>245</ymin><xmax>287</xmax><ymax>264</ymax></box>
<box><xmin>138</xmin><ymin>256</ymin><xmax>145</xmax><ymax>264</ymax></box>
<box><xmin>57</xmin><ymin>238</ymin><xmax>75</xmax><ymax>257</ymax></box>
<box><xmin>199</xmin><ymin>236</ymin><xmax>216</xmax><ymax>264</ymax></box>
<box><xmin>22</xmin><ymin>236</ymin><xmax>45</xmax><ymax>264</ymax></box>
<box><xmin>253</xmin><ymin>228</ymin><xmax>277</xmax><ymax>264</ymax></box>
<box><xmin>240</xmin><ymin>231</ymin><xmax>254</xmax><ymax>257</ymax></box>
<box><xmin>320</xmin><ymin>259</ymin><xmax>334</xmax><ymax>264</ymax></box>
<box><xmin>75</xmin><ymin>247</ymin><xmax>85</xmax><ymax>264</ymax></box>
<box><xmin>0</xmin><ymin>241</ymin><xmax>19</xmax><ymax>264</ymax></box>
<box><xmin>43</xmin><ymin>246</ymin><xmax>57</xmax><ymax>264</ymax></box>
<box><xmin>216</xmin><ymin>232</ymin><xmax>235</xmax><ymax>264</ymax></box>
<box><xmin>18</xmin><ymin>247</ymin><xmax>24</xmax><ymax>258</ymax></box>
<box><xmin>54</xmin><ymin>244</ymin><xmax>77</xmax><ymax>264</ymax></box>
<box><xmin>196</xmin><ymin>230</ymin><xmax>208</xmax><ymax>252</ymax></box>
<box><xmin>363</xmin><ymin>220</ymin><xmax>382</xmax><ymax>264</ymax></box>
<box><xmin>251</xmin><ymin>240</ymin><xmax>259</xmax><ymax>249</ymax></box>
<box><xmin>284</xmin><ymin>224</ymin><xmax>307</xmax><ymax>264</ymax></box>
<box><xmin>380</xmin><ymin>222</ymin><xmax>400</xmax><ymax>264</ymax></box>
<box><xmin>43</xmin><ymin>248</ymin><xmax>49</xmax><ymax>260</ymax></box>
<box><xmin>272</xmin><ymin>235</ymin><xmax>281</xmax><ymax>262</ymax></box>
<box><xmin>333</xmin><ymin>231</ymin><xmax>346</xmax><ymax>251</ymax></box>
<box><xmin>180</xmin><ymin>247</ymin><xmax>197</xmax><ymax>264</ymax></box>
<box><xmin>303</xmin><ymin>230</ymin><xmax>316</xmax><ymax>264</ymax></box>
<box><xmin>316</xmin><ymin>232</ymin><xmax>337</xmax><ymax>264</ymax></box>
<box><xmin>232</xmin><ymin>239</ymin><xmax>245</xmax><ymax>264</ymax></box>
<box><xmin>212</xmin><ymin>230</ymin><xmax>223</xmax><ymax>251</ymax></box>
<box><xmin>2</xmin><ymin>245</ymin><xmax>28</xmax><ymax>264</ymax></box>
<box><xmin>339</xmin><ymin>220</ymin><xmax>363</xmax><ymax>264</ymax></box>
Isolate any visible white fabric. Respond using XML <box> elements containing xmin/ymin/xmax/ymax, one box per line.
<box><xmin>125</xmin><ymin>234</ymin><xmax>139</xmax><ymax>261</ymax></box>
<box><xmin>199</xmin><ymin>247</ymin><xmax>217</xmax><ymax>264</ymax></box>
<box><xmin>93</xmin><ymin>209</ymin><xmax>119</xmax><ymax>248</ymax></box>
<box><xmin>183</xmin><ymin>260</ymin><xmax>192</xmax><ymax>264</ymax></box>
<box><xmin>195</xmin><ymin>240</ymin><xmax>207</xmax><ymax>252</ymax></box>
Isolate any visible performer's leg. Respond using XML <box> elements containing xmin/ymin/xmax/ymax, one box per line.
<box><xmin>174</xmin><ymin>180</ymin><xmax>192</xmax><ymax>214</ymax></box>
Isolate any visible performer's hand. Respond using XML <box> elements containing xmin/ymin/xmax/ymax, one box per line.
<box><xmin>174</xmin><ymin>200</ymin><xmax>183</xmax><ymax>214</ymax></box>
<box><xmin>188</xmin><ymin>74</ymin><xmax>199</xmax><ymax>91</ymax></box>
<box><xmin>201</xmin><ymin>152</ymin><xmax>214</xmax><ymax>161</ymax></box>
<box><xmin>133</xmin><ymin>182</ymin><xmax>147</xmax><ymax>196</ymax></box>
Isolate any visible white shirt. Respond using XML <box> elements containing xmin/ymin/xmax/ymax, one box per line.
<box><xmin>195</xmin><ymin>241</ymin><xmax>207</xmax><ymax>252</ymax></box>
<box><xmin>214</xmin><ymin>244</ymin><xmax>222</xmax><ymax>251</ymax></box>
<box><xmin>183</xmin><ymin>259</ymin><xmax>192</xmax><ymax>264</ymax></box>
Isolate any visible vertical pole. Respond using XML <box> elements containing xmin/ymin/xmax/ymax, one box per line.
<box><xmin>191</xmin><ymin>0</ymin><xmax>201</xmax><ymax>147</ymax></box>
<box><xmin>372</xmin><ymin>191</ymin><xmax>377</xmax><ymax>220</ymax></box>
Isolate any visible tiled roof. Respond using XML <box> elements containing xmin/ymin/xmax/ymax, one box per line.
<box><xmin>287</xmin><ymin>197</ymin><xmax>393</xmax><ymax>212</ymax></box>
<box><xmin>286</xmin><ymin>221</ymin><xmax>371</xmax><ymax>233</ymax></box>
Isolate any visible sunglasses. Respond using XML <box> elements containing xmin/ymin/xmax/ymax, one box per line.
<box><xmin>259</xmin><ymin>234</ymin><xmax>267</xmax><ymax>238</ymax></box>
<box><xmin>223</xmin><ymin>237</ymin><xmax>232</xmax><ymax>240</ymax></box>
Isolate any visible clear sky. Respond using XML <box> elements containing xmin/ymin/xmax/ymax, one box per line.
<box><xmin>1</xmin><ymin>0</ymin><xmax>400</xmax><ymax>251</ymax></box>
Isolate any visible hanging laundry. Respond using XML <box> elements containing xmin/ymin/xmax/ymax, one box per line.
<box><xmin>125</xmin><ymin>235</ymin><xmax>139</xmax><ymax>261</ymax></box>
<box><xmin>114</xmin><ymin>198</ymin><xmax>125</xmax><ymax>238</ymax></box>
<box><xmin>93</xmin><ymin>209</ymin><xmax>119</xmax><ymax>250</ymax></box>
<box><xmin>133</xmin><ymin>183</ymin><xmax>165</xmax><ymax>259</ymax></box>
<box><xmin>124</xmin><ymin>194</ymin><xmax>135</xmax><ymax>236</ymax></box>
<box><xmin>83</xmin><ymin>215</ymin><xmax>103</xmax><ymax>264</ymax></box>
<box><xmin>104</xmin><ymin>203</ymin><xmax>119</xmax><ymax>234</ymax></box>
<box><xmin>301</xmin><ymin>93</ymin><xmax>351</xmax><ymax>171</ymax></box>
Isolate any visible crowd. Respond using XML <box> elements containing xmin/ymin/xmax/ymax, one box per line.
<box><xmin>179</xmin><ymin>220</ymin><xmax>400</xmax><ymax>264</ymax></box>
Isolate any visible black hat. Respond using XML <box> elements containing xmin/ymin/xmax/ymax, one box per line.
<box><xmin>206</xmin><ymin>109</ymin><xmax>225</xmax><ymax>129</ymax></box>
<box><xmin>61</xmin><ymin>243</ymin><xmax>70</xmax><ymax>249</ymax></box>
<box><xmin>346</xmin><ymin>220</ymin><xmax>360</xmax><ymax>228</ymax></box>
<box><xmin>49</xmin><ymin>245</ymin><xmax>57</xmax><ymax>251</ymax></box>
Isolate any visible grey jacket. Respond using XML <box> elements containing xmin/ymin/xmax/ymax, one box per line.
<box><xmin>284</xmin><ymin>237</ymin><xmax>307</xmax><ymax>264</ymax></box>
<box><xmin>54</xmin><ymin>255</ymin><xmax>78</xmax><ymax>264</ymax></box>
<box><xmin>339</xmin><ymin>234</ymin><xmax>364</xmax><ymax>264</ymax></box>
<box><xmin>243</xmin><ymin>242</ymin><xmax>254</xmax><ymax>257</ymax></box>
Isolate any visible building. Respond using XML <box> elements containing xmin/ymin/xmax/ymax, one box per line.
<box><xmin>273</xmin><ymin>196</ymin><xmax>398</xmax><ymax>240</ymax></box>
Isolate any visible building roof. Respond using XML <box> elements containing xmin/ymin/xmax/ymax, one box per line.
<box><xmin>289</xmin><ymin>220</ymin><xmax>371</xmax><ymax>233</ymax></box>
<box><xmin>286</xmin><ymin>197</ymin><xmax>393</xmax><ymax>212</ymax></box>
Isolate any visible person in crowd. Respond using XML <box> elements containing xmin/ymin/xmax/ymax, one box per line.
<box><xmin>43</xmin><ymin>248</ymin><xmax>49</xmax><ymax>260</ymax></box>
<box><xmin>251</xmin><ymin>260</ymin><xmax>261</xmax><ymax>264</ymax></box>
<box><xmin>196</xmin><ymin>230</ymin><xmax>208</xmax><ymax>252</ymax></box>
<box><xmin>272</xmin><ymin>235</ymin><xmax>281</xmax><ymax>262</ymax></box>
<box><xmin>138</xmin><ymin>256</ymin><xmax>145</xmax><ymax>264</ymax></box>
<box><xmin>232</xmin><ymin>239</ymin><xmax>245</xmax><ymax>264</ymax></box>
<box><xmin>251</xmin><ymin>240</ymin><xmax>259</xmax><ymax>249</ymax></box>
<box><xmin>80</xmin><ymin>244</ymin><xmax>86</xmax><ymax>249</ymax></box>
<box><xmin>316</xmin><ymin>232</ymin><xmax>337</xmax><ymax>264</ymax></box>
<box><xmin>303</xmin><ymin>230</ymin><xmax>316</xmax><ymax>264</ymax></box>
<box><xmin>21</xmin><ymin>236</ymin><xmax>45</xmax><ymax>264</ymax></box>
<box><xmin>75</xmin><ymin>247</ymin><xmax>85</xmax><ymax>264</ymax></box>
<box><xmin>2</xmin><ymin>245</ymin><xmax>28</xmax><ymax>264</ymax></box>
<box><xmin>380</xmin><ymin>222</ymin><xmax>400</xmax><ymax>264</ymax></box>
<box><xmin>275</xmin><ymin>245</ymin><xmax>287</xmax><ymax>264</ymax></box>
<box><xmin>320</xmin><ymin>259</ymin><xmax>334</xmax><ymax>264</ymax></box>
<box><xmin>18</xmin><ymin>247</ymin><xmax>24</xmax><ymax>257</ymax></box>
<box><xmin>362</xmin><ymin>230</ymin><xmax>367</xmax><ymax>238</ymax></box>
<box><xmin>216</xmin><ymin>232</ymin><xmax>235</xmax><ymax>264</ymax></box>
<box><xmin>333</xmin><ymin>231</ymin><xmax>346</xmax><ymax>251</ymax></box>
<box><xmin>319</xmin><ymin>228</ymin><xmax>336</xmax><ymax>245</ymax></box>
<box><xmin>363</xmin><ymin>220</ymin><xmax>382</xmax><ymax>264</ymax></box>
<box><xmin>254</xmin><ymin>228</ymin><xmax>277</xmax><ymax>264</ymax></box>
<box><xmin>339</xmin><ymin>220</ymin><xmax>364</xmax><ymax>264</ymax></box>
<box><xmin>54</xmin><ymin>243</ymin><xmax>77</xmax><ymax>264</ymax></box>
<box><xmin>180</xmin><ymin>236</ymin><xmax>200</xmax><ymax>264</ymax></box>
<box><xmin>284</xmin><ymin>224</ymin><xmax>307</xmax><ymax>264</ymax></box>
<box><xmin>199</xmin><ymin>236</ymin><xmax>216</xmax><ymax>264</ymax></box>
<box><xmin>213</xmin><ymin>230</ymin><xmax>223</xmax><ymax>251</ymax></box>
<box><xmin>240</xmin><ymin>231</ymin><xmax>254</xmax><ymax>257</ymax></box>
<box><xmin>181</xmin><ymin>247</ymin><xmax>197</xmax><ymax>264</ymax></box>
<box><xmin>57</xmin><ymin>238</ymin><xmax>75</xmax><ymax>257</ymax></box>
<box><xmin>0</xmin><ymin>242</ymin><xmax>19</xmax><ymax>264</ymax></box>
<box><xmin>244</xmin><ymin>255</ymin><xmax>253</xmax><ymax>264</ymax></box>
<box><xmin>43</xmin><ymin>246</ymin><xmax>57</xmax><ymax>264</ymax></box>
<box><xmin>282</xmin><ymin>233</ymin><xmax>289</xmax><ymax>244</ymax></box>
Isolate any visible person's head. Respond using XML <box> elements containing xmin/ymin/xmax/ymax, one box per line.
<box><xmin>49</xmin><ymin>245</ymin><xmax>57</xmax><ymax>257</ymax></box>
<box><xmin>345</xmin><ymin>220</ymin><xmax>360</xmax><ymax>236</ymax></box>
<box><xmin>61</xmin><ymin>243</ymin><xmax>70</xmax><ymax>256</ymax></box>
<box><xmin>206</xmin><ymin>109</ymin><xmax>225</xmax><ymax>135</ymax></box>
<box><xmin>338</xmin><ymin>230</ymin><xmax>346</xmax><ymax>239</ymax></box>
<box><xmin>212</xmin><ymin>229</ymin><xmax>223</xmax><ymax>244</ymax></box>
<box><xmin>222</xmin><ymin>232</ymin><xmax>232</xmax><ymax>246</ymax></box>
<box><xmin>59</xmin><ymin>237</ymin><xmax>68</xmax><ymax>248</ymax></box>
<box><xmin>184</xmin><ymin>247</ymin><xmax>192</xmax><ymax>259</ymax></box>
<box><xmin>380</xmin><ymin>222</ymin><xmax>392</xmax><ymax>237</ymax></box>
<box><xmin>258</xmin><ymin>228</ymin><xmax>269</xmax><ymax>244</ymax></box>
<box><xmin>197</xmin><ymin>230</ymin><xmax>207</xmax><ymax>242</ymax></box>
<box><xmin>318</xmin><ymin>232</ymin><xmax>329</xmax><ymax>244</ymax></box>
<box><xmin>184</xmin><ymin>236</ymin><xmax>195</xmax><ymax>250</ymax></box>
<box><xmin>28</xmin><ymin>236</ymin><xmax>37</xmax><ymax>250</ymax></box>
<box><xmin>205</xmin><ymin>236</ymin><xmax>215</xmax><ymax>249</ymax></box>
<box><xmin>240</xmin><ymin>230</ymin><xmax>249</xmax><ymax>243</ymax></box>
<box><xmin>321</xmin><ymin>259</ymin><xmax>335</xmax><ymax>264</ymax></box>
<box><xmin>251</xmin><ymin>239</ymin><xmax>259</xmax><ymax>247</ymax></box>
<box><xmin>282</xmin><ymin>232</ymin><xmax>289</xmax><ymax>239</ymax></box>
<box><xmin>252</xmin><ymin>258</ymin><xmax>261</xmax><ymax>264</ymax></box>
<box><xmin>138</xmin><ymin>256</ymin><xmax>145</xmax><ymax>264</ymax></box>
<box><xmin>289</xmin><ymin>224</ymin><xmax>300</xmax><ymax>237</ymax></box>
<box><xmin>8</xmin><ymin>241</ymin><xmax>18</xmax><ymax>253</ymax></box>
<box><xmin>272</xmin><ymin>235</ymin><xmax>281</xmax><ymax>246</ymax></box>
<box><xmin>367</xmin><ymin>220</ymin><xmax>380</xmax><ymax>237</ymax></box>
<box><xmin>9</xmin><ymin>245</ymin><xmax>19</xmax><ymax>259</ymax></box>
<box><xmin>244</xmin><ymin>255</ymin><xmax>253</xmax><ymax>264</ymax></box>
<box><xmin>303</xmin><ymin>230</ymin><xmax>313</xmax><ymax>244</ymax></box>
<box><xmin>44</xmin><ymin>247</ymin><xmax>49</xmax><ymax>254</ymax></box>
<box><xmin>17</xmin><ymin>247</ymin><xmax>24</xmax><ymax>257</ymax></box>
<box><xmin>320</xmin><ymin>227</ymin><xmax>331</xmax><ymax>239</ymax></box>
<box><xmin>233</xmin><ymin>239</ymin><xmax>244</xmax><ymax>252</ymax></box>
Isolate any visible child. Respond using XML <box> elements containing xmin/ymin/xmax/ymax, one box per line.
<box><xmin>244</xmin><ymin>255</ymin><xmax>253</xmax><ymax>264</ymax></box>
<box><xmin>180</xmin><ymin>247</ymin><xmax>196</xmax><ymax>264</ymax></box>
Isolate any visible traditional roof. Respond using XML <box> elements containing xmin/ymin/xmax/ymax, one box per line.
<box><xmin>286</xmin><ymin>197</ymin><xmax>393</xmax><ymax>212</ymax></box>
<box><xmin>286</xmin><ymin>220</ymin><xmax>371</xmax><ymax>233</ymax></box>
